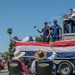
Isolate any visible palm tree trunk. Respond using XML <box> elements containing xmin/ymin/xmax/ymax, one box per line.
<box><xmin>9</xmin><ymin>34</ymin><xmax>11</xmax><ymax>43</ymax></box>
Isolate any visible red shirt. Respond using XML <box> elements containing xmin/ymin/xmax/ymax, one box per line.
<box><xmin>20</xmin><ymin>60</ymin><xmax>29</xmax><ymax>72</ymax></box>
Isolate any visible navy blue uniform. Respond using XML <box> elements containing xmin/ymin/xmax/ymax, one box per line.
<box><xmin>42</xmin><ymin>26</ymin><xmax>50</xmax><ymax>42</ymax></box>
<box><xmin>50</xmin><ymin>25</ymin><xmax>61</xmax><ymax>42</ymax></box>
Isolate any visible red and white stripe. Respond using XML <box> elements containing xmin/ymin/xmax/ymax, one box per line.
<box><xmin>15</xmin><ymin>40</ymin><xmax>75</xmax><ymax>52</ymax></box>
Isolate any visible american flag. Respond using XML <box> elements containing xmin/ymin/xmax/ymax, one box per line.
<box><xmin>33</xmin><ymin>26</ymin><xmax>36</xmax><ymax>28</ymax></box>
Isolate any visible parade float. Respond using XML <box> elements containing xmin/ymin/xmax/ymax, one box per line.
<box><xmin>14</xmin><ymin>9</ymin><xmax>75</xmax><ymax>75</ymax></box>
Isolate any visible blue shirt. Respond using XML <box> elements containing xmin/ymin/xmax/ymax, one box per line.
<box><xmin>50</xmin><ymin>25</ymin><xmax>61</xmax><ymax>38</ymax></box>
<box><xmin>42</xmin><ymin>26</ymin><xmax>50</xmax><ymax>37</ymax></box>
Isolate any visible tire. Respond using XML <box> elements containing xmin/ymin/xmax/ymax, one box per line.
<box><xmin>58</xmin><ymin>61</ymin><xmax>73</xmax><ymax>75</ymax></box>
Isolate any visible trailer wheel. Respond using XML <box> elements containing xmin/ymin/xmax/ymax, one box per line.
<box><xmin>58</xmin><ymin>62</ymin><xmax>73</xmax><ymax>75</ymax></box>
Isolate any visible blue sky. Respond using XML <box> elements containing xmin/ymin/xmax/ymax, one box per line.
<box><xmin>0</xmin><ymin>0</ymin><xmax>75</xmax><ymax>53</ymax></box>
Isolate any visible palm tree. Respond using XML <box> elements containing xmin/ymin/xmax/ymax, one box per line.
<box><xmin>7</xmin><ymin>28</ymin><xmax>12</xmax><ymax>43</ymax></box>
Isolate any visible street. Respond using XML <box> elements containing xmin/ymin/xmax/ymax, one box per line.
<box><xmin>0</xmin><ymin>69</ymin><xmax>75</xmax><ymax>75</ymax></box>
<box><xmin>0</xmin><ymin>69</ymin><xmax>8</xmax><ymax>75</ymax></box>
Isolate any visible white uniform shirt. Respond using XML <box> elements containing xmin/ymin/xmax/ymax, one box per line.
<box><xmin>30</xmin><ymin>52</ymin><xmax>57</xmax><ymax>73</ymax></box>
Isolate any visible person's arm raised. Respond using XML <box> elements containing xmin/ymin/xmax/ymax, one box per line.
<box><xmin>33</xmin><ymin>26</ymin><xmax>42</xmax><ymax>33</ymax></box>
<box><xmin>48</xmin><ymin>42</ymin><xmax>57</xmax><ymax>60</ymax></box>
<box><xmin>37</xmin><ymin>29</ymin><xmax>42</xmax><ymax>33</ymax></box>
<box><xmin>50</xmin><ymin>42</ymin><xmax>56</xmax><ymax>52</ymax></box>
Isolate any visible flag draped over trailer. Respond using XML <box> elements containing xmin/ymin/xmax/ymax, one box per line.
<box><xmin>15</xmin><ymin>40</ymin><xmax>75</xmax><ymax>58</ymax></box>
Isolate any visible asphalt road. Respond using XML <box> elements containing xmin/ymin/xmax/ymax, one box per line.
<box><xmin>0</xmin><ymin>69</ymin><xmax>8</xmax><ymax>75</ymax></box>
<box><xmin>0</xmin><ymin>69</ymin><xmax>75</xmax><ymax>75</ymax></box>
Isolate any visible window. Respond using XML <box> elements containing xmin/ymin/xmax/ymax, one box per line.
<box><xmin>63</xmin><ymin>20</ymin><xmax>75</xmax><ymax>33</ymax></box>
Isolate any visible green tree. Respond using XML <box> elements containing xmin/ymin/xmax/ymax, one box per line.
<box><xmin>6</xmin><ymin>28</ymin><xmax>13</xmax><ymax>60</ymax></box>
<box><xmin>9</xmin><ymin>42</ymin><xmax>14</xmax><ymax>52</ymax></box>
<box><xmin>1</xmin><ymin>52</ymin><xmax>10</xmax><ymax>60</ymax></box>
<box><xmin>7</xmin><ymin>28</ymin><xmax>12</xmax><ymax>43</ymax></box>
<box><xmin>38</xmin><ymin>35</ymin><xmax>51</xmax><ymax>42</ymax></box>
<box><xmin>5</xmin><ymin>51</ymin><xmax>13</xmax><ymax>60</ymax></box>
<box><xmin>38</xmin><ymin>35</ymin><xmax>43</xmax><ymax>42</ymax></box>
<box><xmin>7</xmin><ymin>36</ymin><xmax>21</xmax><ymax>60</ymax></box>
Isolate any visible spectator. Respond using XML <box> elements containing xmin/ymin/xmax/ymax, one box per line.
<box><xmin>71</xmin><ymin>8</ymin><xmax>75</xmax><ymax>18</ymax></box>
<box><xmin>37</xmin><ymin>22</ymin><xmax>50</xmax><ymax>42</ymax></box>
<box><xmin>50</xmin><ymin>20</ymin><xmax>62</xmax><ymax>42</ymax></box>
<box><xmin>13</xmin><ymin>51</ymin><xmax>29</xmax><ymax>73</ymax></box>
<box><xmin>30</xmin><ymin>43</ymin><xmax>57</xmax><ymax>75</ymax></box>
<box><xmin>69</xmin><ymin>9</ymin><xmax>73</xmax><ymax>17</ymax></box>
